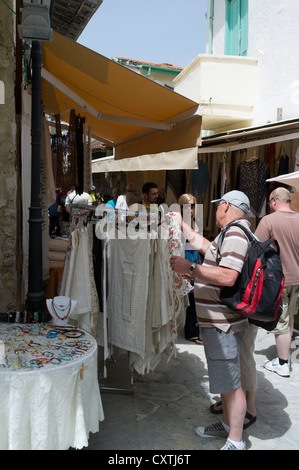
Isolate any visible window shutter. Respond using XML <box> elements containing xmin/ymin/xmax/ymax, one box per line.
<box><xmin>225</xmin><ymin>0</ymin><xmax>248</xmax><ymax>56</ymax></box>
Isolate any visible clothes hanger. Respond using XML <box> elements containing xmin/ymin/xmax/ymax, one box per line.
<box><xmin>246</xmin><ymin>148</ymin><xmax>258</xmax><ymax>162</ymax></box>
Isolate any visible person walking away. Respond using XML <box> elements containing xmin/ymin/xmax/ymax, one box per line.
<box><xmin>255</xmin><ymin>187</ymin><xmax>299</xmax><ymax>377</ymax></box>
<box><xmin>65</xmin><ymin>187</ymin><xmax>92</xmax><ymax>217</ymax></box>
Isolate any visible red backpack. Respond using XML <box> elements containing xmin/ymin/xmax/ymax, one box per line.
<box><xmin>217</xmin><ymin>222</ymin><xmax>285</xmax><ymax>331</ymax></box>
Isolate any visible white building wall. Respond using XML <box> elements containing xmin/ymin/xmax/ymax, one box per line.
<box><xmin>247</xmin><ymin>0</ymin><xmax>299</xmax><ymax>126</ymax></box>
<box><xmin>209</xmin><ymin>0</ymin><xmax>226</xmax><ymax>56</ymax></box>
<box><xmin>208</xmin><ymin>0</ymin><xmax>299</xmax><ymax>127</ymax></box>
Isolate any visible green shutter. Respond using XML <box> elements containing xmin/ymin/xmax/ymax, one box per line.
<box><xmin>225</xmin><ymin>0</ymin><xmax>248</xmax><ymax>56</ymax></box>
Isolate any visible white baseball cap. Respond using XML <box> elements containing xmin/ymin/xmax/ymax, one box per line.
<box><xmin>211</xmin><ymin>190</ymin><xmax>250</xmax><ymax>214</ymax></box>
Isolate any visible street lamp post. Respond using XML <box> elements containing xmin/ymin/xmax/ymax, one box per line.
<box><xmin>27</xmin><ymin>39</ymin><xmax>43</xmax><ymax>313</ymax></box>
<box><xmin>18</xmin><ymin>0</ymin><xmax>53</xmax><ymax>313</ymax></box>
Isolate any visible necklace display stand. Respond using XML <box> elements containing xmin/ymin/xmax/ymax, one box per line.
<box><xmin>46</xmin><ymin>296</ymin><xmax>77</xmax><ymax>326</ymax></box>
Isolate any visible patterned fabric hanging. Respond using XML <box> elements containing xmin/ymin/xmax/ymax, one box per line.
<box><xmin>236</xmin><ymin>159</ymin><xmax>270</xmax><ymax>217</ymax></box>
<box><xmin>55</xmin><ymin>110</ymin><xmax>78</xmax><ymax>190</ymax></box>
<box><xmin>75</xmin><ymin>113</ymin><xmax>85</xmax><ymax>195</ymax></box>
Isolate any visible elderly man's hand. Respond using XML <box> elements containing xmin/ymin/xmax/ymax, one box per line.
<box><xmin>169</xmin><ymin>255</ymin><xmax>192</xmax><ymax>277</ymax></box>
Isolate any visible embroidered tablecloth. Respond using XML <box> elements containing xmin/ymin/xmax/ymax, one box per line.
<box><xmin>0</xmin><ymin>323</ymin><xmax>104</xmax><ymax>450</ymax></box>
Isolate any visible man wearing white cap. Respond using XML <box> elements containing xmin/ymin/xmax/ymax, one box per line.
<box><xmin>170</xmin><ymin>190</ymin><xmax>252</xmax><ymax>450</ymax></box>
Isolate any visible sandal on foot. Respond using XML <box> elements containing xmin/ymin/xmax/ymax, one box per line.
<box><xmin>243</xmin><ymin>412</ymin><xmax>257</xmax><ymax>430</ymax></box>
<box><xmin>209</xmin><ymin>400</ymin><xmax>223</xmax><ymax>414</ymax></box>
<box><xmin>187</xmin><ymin>337</ymin><xmax>203</xmax><ymax>345</ymax></box>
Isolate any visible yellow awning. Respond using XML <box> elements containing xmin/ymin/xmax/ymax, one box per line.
<box><xmin>92</xmin><ymin>146</ymin><xmax>199</xmax><ymax>173</ymax></box>
<box><xmin>41</xmin><ymin>32</ymin><xmax>201</xmax><ymax>159</ymax></box>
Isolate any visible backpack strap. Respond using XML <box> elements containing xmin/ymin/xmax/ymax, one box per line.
<box><xmin>216</xmin><ymin>220</ymin><xmax>254</xmax><ymax>264</ymax></box>
<box><xmin>216</xmin><ymin>220</ymin><xmax>280</xmax><ymax>264</ymax></box>
<box><xmin>229</xmin><ymin>222</ymin><xmax>280</xmax><ymax>255</ymax></box>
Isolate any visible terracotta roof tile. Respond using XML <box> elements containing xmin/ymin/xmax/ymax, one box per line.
<box><xmin>115</xmin><ymin>57</ymin><xmax>183</xmax><ymax>70</ymax></box>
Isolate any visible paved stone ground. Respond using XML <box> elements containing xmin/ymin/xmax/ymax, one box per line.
<box><xmin>86</xmin><ymin>329</ymin><xmax>299</xmax><ymax>451</ymax></box>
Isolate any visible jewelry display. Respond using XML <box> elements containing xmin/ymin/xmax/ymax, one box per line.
<box><xmin>46</xmin><ymin>296</ymin><xmax>77</xmax><ymax>326</ymax></box>
<box><xmin>52</xmin><ymin>299</ymin><xmax>72</xmax><ymax>320</ymax></box>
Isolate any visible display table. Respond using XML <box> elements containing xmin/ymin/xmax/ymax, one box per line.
<box><xmin>0</xmin><ymin>323</ymin><xmax>104</xmax><ymax>450</ymax></box>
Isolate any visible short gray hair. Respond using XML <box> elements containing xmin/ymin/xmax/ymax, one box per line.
<box><xmin>229</xmin><ymin>204</ymin><xmax>248</xmax><ymax>219</ymax></box>
<box><xmin>270</xmin><ymin>187</ymin><xmax>291</xmax><ymax>203</ymax></box>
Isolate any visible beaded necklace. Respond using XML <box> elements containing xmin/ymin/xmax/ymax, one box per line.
<box><xmin>51</xmin><ymin>299</ymin><xmax>72</xmax><ymax>320</ymax></box>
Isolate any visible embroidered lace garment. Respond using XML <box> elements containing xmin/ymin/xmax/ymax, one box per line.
<box><xmin>60</xmin><ymin>227</ymin><xmax>99</xmax><ymax>337</ymax></box>
<box><xmin>106</xmin><ymin>217</ymin><xmax>191</xmax><ymax>375</ymax></box>
<box><xmin>107</xmin><ymin>237</ymin><xmax>151</xmax><ymax>359</ymax></box>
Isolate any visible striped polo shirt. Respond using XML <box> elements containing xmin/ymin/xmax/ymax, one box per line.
<box><xmin>194</xmin><ymin>219</ymin><xmax>251</xmax><ymax>332</ymax></box>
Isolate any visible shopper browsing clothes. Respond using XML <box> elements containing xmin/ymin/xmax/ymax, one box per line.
<box><xmin>130</xmin><ymin>182</ymin><xmax>165</xmax><ymax>226</ymax></box>
<box><xmin>178</xmin><ymin>193</ymin><xmax>203</xmax><ymax>345</ymax></box>
<box><xmin>169</xmin><ymin>190</ymin><xmax>252</xmax><ymax>450</ymax></box>
<box><xmin>65</xmin><ymin>187</ymin><xmax>92</xmax><ymax>217</ymax></box>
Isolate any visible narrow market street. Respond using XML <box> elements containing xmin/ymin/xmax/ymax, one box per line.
<box><xmin>86</xmin><ymin>328</ymin><xmax>299</xmax><ymax>451</ymax></box>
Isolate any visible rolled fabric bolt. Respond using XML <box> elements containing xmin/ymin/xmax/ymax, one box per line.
<box><xmin>0</xmin><ymin>340</ymin><xmax>5</xmax><ymax>365</ymax></box>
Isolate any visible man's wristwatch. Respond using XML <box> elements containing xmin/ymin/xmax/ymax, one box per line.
<box><xmin>188</xmin><ymin>262</ymin><xmax>196</xmax><ymax>278</ymax></box>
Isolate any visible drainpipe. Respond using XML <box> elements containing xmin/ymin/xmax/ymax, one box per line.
<box><xmin>208</xmin><ymin>0</ymin><xmax>214</xmax><ymax>54</ymax></box>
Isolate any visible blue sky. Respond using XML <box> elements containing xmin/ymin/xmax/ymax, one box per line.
<box><xmin>78</xmin><ymin>0</ymin><xmax>208</xmax><ymax>68</ymax></box>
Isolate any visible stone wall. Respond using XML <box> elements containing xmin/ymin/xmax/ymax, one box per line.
<box><xmin>0</xmin><ymin>1</ymin><xmax>19</xmax><ymax>311</ymax></box>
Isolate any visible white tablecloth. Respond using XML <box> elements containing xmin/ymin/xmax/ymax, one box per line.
<box><xmin>0</xmin><ymin>323</ymin><xmax>104</xmax><ymax>450</ymax></box>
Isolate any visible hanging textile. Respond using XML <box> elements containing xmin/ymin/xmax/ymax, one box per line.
<box><xmin>236</xmin><ymin>158</ymin><xmax>270</xmax><ymax>217</ymax></box>
<box><xmin>129</xmin><ymin>218</ymin><xmax>191</xmax><ymax>374</ymax></box>
<box><xmin>294</xmin><ymin>145</ymin><xmax>299</xmax><ymax>171</ymax></box>
<box><xmin>83</xmin><ymin>125</ymin><xmax>92</xmax><ymax>193</ymax></box>
<box><xmin>41</xmin><ymin>115</ymin><xmax>55</xmax><ymax>280</ymax></box>
<box><xmin>190</xmin><ymin>160</ymin><xmax>210</xmax><ymax>200</ymax></box>
<box><xmin>276</xmin><ymin>154</ymin><xmax>289</xmax><ymax>188</ymax></box>
<box><xmin>166</xmin><ymin>170</ymin><xmax>186</xmax><ymax>201</ymax></box>
<box><xmin>60</xmin><ymin>227</ymin><xmax>99</xmax><ymax>336</ymax></box>
<box><xmin>103</xmin><ymin>216</ymin><xmax>191</xmax><ymax>375</ymax></box>
<box><xmin>76</xmin><ymin>114</ymin><xmax>85</xmax><ymax>195</ymax></box>
<box><xmin>267</xmin><ymin>143</ymin><xmax>276</xmax><ymax>176</ymax></box>
<box><xmin>216</xmin><ymin>155</ymin><xmax>227</xmax><ymax>198</ymax></box>
<box><xmin>55</xmin><ymin>110</ymin><xmax>78</xmax><ymax>190</ymax></box>
<box><xmin>107</xmin><ymin>236</ymin><xmax>151</xmax><ymax>358</ymax></box>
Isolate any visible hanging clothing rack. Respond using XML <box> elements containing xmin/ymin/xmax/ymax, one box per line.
<box><xmin>69</xmin><ymin>203</ymin><xmax>164</xmax><ymax>233</ymax></box>
<box><xmin>69</xmin><ymin>203</ymin><xmax>161</xmax><ymax>220</ymax></box>
<box><xmin>64</xmin><ymin>204</ymin><xmax>182</xmax><ymax>395</ymax></box>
